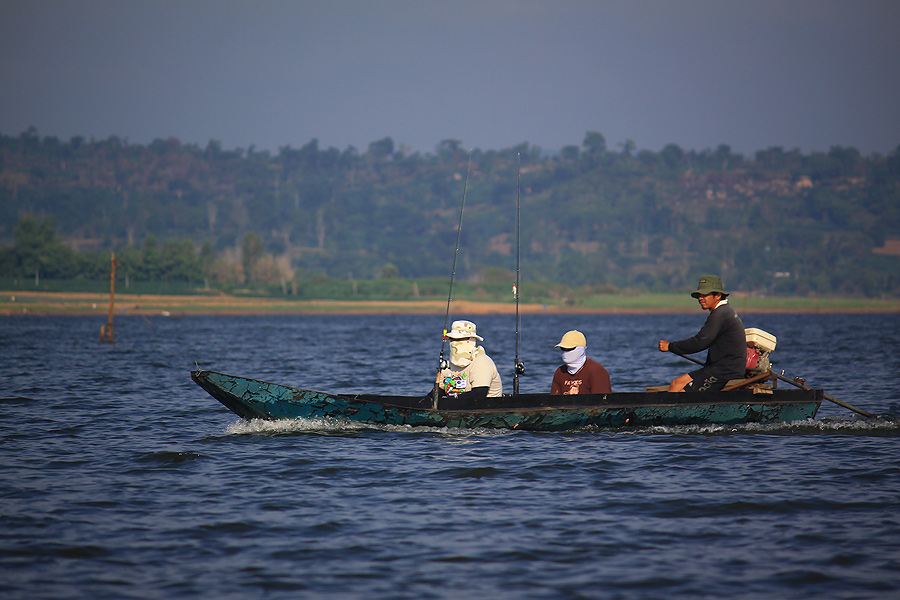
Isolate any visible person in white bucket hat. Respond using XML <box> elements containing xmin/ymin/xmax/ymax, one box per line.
<box><xmin>550</xmin><ymin>330</ymin><xmax>611</xmax><ymax>395</ymax></box>
<box><xmin>436</xmin><ymin>320</ymin><xmax>502</xmax><ymax>398</ymax></box>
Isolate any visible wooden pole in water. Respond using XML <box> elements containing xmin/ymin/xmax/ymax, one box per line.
<box><xmin>101</xmin><ymin>252</ymin><xmax>117</xmax><ymax>343</ymax></box>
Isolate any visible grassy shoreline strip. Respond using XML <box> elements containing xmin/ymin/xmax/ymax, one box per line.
<box><xmin>1</xmin><ymin>291</ymin><xmax>898</xmax><ymax>316</ymax></box>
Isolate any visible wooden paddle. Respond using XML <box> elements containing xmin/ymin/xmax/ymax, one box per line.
<box><xmin>671</xmin><ymin>351</ymin><xmax>876</xmax><ymax>419</ymax></box>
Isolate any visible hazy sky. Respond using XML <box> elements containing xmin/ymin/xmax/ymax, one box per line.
<box><xmin>2</xmin><ymin>0</ymin><xmax>899</xmax><ymax>157</ymax></box>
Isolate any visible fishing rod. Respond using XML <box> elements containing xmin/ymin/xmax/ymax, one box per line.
<box><xmin>671</xmin><ymin>351</ymin><xmax>875</xmax><ymax>418</ymax></box>
<box><xmin>433</xmin><ymin>150</ymin><xmax>473</xmax><ymax>407</ymax></box>
<box><xmin>513</xmin><ymin>153</ymin><xmax>525</xmax><ymax>395</ymax></box>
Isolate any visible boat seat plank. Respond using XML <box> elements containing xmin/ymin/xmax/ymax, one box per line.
<box><xmin>644</xmin><ymin>385</ymin><xmax>670</xmax><ymax>392</ymax></box>
<box><xmin>723</xmin><ymin>371</ymin><xmax>775</xmax><ymax>391</ymax></box>
<box><xmin>645</xmin><ymin>371</ymin><xmax>776</xmax><ymax>393</ymax></box>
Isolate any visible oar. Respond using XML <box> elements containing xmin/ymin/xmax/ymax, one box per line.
<box><xmin>670</xmin><ymin>351</ymin><xmax>876</xmax><ymax>419</ymax></box>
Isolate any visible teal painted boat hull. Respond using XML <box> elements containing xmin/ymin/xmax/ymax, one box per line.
<box><xmin>192</xmin><ymin>370</ymin><xmax>822</xmax><ymax>431</ymax></box>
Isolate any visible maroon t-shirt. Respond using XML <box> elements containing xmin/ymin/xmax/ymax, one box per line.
<box><xmin>550</xmin><ymin>357</ymin><xmax>611</xmax><ymax>394</ymax></box>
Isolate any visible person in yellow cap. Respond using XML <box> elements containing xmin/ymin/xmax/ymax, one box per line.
<box><xmin>437</xmin><ymin>320</ymin><xmax>503</xmax><ymax>399</ymax></box>
<box><xmin>658</xmin><ymin>275</ymin><xmax>747</xmax><ymax>392</ymax></box>
<box><xmin>550</xmin><ymin>330</ymin><xmax>611</xmax><ymax>395</ymax></box>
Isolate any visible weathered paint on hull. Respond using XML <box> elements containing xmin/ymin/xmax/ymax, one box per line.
<box><xmin>192</xmin><ymin>370</ymin><xmax>822</xmax><ymax>431</ymax></box>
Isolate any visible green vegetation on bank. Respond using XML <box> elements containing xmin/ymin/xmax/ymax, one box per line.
<box><xmin>2</xmin><ymin>277</ymin><xmax>897</xmax><ymax>314</ymax></box>
<box><xmin>0</xmin><ymin>275</ymin><xmax>569</xmax><ymax>305</ymax></box>
<box><xmin>1</xmin><ymin>128</ymin><xmax>899</xmax><ymax>298</ymax></box>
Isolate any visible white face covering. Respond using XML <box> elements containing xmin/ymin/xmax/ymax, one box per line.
<box><xmin>450</xmin><ymin>338</ymin><xmax>478</xmax><ymax>367</ymax></box>
<box><xmin>561</xmin><ymin>346</ymin><xmax>587</xmax><ymax>374</ymax></box>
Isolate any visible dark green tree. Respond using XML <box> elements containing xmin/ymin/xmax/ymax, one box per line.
<box><xmin>10</xmin><ymin>215</ymin><xmax>76</xmax><ymax>279</ymax></box>
<box><xmin>583</xmin><ymin>131</ymin><xmax>607</xmax><ymax>156</ymax></box>
<box><xmin>242</xmin><ymin>232</ymin><xmax>265</xmax><ymax>283</ymax></box>
<box><xmin>141</xmin><ymin>235</ymin><xmax>161</xmax><ymax>280</ymax></box>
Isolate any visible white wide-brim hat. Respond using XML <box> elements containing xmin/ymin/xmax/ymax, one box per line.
<box><xmin>445</xmin><ymin>320</ymin><xmax>483</xmax><ymax>340</ymax></box>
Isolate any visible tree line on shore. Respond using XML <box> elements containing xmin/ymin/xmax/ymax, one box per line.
<box><xmin>1</xmin><ymin>127</ymin><xmax>899</xmax><ymax>297</ymax></box>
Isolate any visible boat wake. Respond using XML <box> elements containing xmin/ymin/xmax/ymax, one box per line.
<box><xmin>225</xmin><ymin>417</ymin><xmax>360</xmax><ymax>435</ymax></box>
<box><xmin>223</xmin><ymin>417</ymin><xmax>512</xmax><ymax>437</ymax></box>
<box><xmin>223</xmin><ymin>414</ymin><xmax>900</xmax><ymax>437</ymax></box>
<box><xmin>617</xmin><ymin>415</ymin><xmax>900</xmax><ymax>436</ymax></box>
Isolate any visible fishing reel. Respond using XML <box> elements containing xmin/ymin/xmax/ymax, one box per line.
<box><xmin>515</xmin><ymin>361</ymin><xmax>526</xmax><ymax>375</ymax></box>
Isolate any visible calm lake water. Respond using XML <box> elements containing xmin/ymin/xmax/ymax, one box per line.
<box><xmin>1</xmin><ymin>312</ymin><xmax>899</xmax><ymax>599</ymax></box>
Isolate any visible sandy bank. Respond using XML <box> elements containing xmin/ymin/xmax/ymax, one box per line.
<box><xmin>2</xmin><ymin>291</ymin><xmax>898</xmax><ymax>316</ymax></box>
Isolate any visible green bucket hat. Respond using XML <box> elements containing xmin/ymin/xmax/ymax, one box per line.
<box><xmin>691</xmin><ymin>275</ymin><xmax>729</xmax><ymax>298</ymax></box>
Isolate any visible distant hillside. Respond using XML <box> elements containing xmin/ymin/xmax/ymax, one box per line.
<box><xmin>1</xmin><ymin>128</ymin><xmax>899</xmax><ymax>296</ymax></box>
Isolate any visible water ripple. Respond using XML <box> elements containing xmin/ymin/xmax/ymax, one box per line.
<box><xmin>1</xmin><ymin>313</ymin><xmax>899</xmax><ymax>599</ymax></box>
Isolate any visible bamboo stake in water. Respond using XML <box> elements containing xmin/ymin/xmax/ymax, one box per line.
<box><xmin>100</xmin><ymin>252</ymin><xmax>117</xmax><ymax>343</ymax></box>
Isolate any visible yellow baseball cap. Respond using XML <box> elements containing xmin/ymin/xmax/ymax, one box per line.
<box><xmin>555</xmin><ymin>330</ymin><xmax>586</xmax><ymax>348</ymax></box>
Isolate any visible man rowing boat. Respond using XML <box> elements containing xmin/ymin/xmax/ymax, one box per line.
<box><xmin>658</xmin><ymin>275</ymin><xmax>746</xmax><ymax>392</ymax></box>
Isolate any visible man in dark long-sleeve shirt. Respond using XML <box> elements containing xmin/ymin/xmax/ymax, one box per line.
<box><xmin>658</xmin><ymin>275</ymin><xmax>746</xmax><ymax>392</ymax></box>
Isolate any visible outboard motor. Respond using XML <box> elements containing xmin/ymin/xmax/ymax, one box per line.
<box><xmin>745</xmin><ymin>328</ymin><xmax>777</xmax><ymax>376</ymax></box>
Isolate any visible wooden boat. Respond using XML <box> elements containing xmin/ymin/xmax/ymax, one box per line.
<box><xmin>191</xmin><ymin>370</ymin><xmax>822</xmax><ymax>431</ymax></box>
